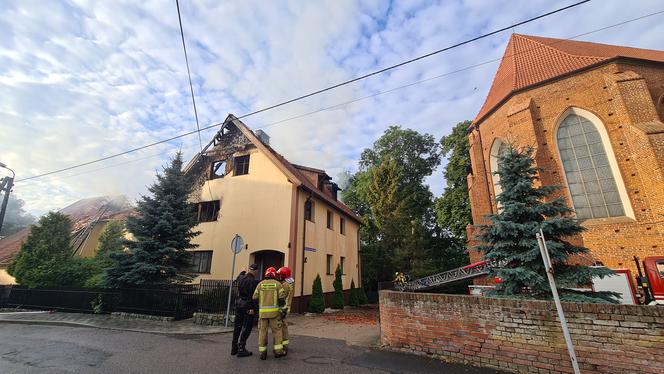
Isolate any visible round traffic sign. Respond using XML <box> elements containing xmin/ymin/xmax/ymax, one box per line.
<box><xmin>230</xmin><ymin>234</ymin><xmax>244</xmax><ymax>254</ymax></box>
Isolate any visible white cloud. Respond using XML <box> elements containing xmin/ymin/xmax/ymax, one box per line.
<box><xmin>0</xmin><ymin>0</ymin><xmax>663</xmax><ymax>214</ymax></box>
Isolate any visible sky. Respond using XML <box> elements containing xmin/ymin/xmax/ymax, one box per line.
<box><xmin>1</xmin><ymin>0</ymin><xmax>663</xmax><ymax>215</ymax></box>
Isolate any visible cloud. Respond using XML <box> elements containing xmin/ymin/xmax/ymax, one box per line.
<box><xmin>0</xmin><ymin>0</ymin><xmax>662</xmax><ymax>214</ymax></box>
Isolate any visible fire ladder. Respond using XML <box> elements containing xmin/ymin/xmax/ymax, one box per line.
<box><xmin>396</xmin><ymin>259</ymin><xmax>507</xmax><ymax>292</ymax></box>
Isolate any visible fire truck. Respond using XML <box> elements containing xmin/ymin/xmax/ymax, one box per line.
<box><xmin>397</xmin><ymin>256</ymin><xmax>664</xmax><ymax>306</ymax></box>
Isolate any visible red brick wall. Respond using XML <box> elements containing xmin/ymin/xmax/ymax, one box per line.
<box><xmin>380</xmin><ymin>291</ymin><xmax>664</xmax><ymax>374</ymax></box>
<box><xmin>467</xmin><ymin>61</ymin><xmax>664</xmax><ymax>279</ymax></box>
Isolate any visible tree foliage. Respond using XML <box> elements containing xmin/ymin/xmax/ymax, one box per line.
<box><xmin>8</xmin><ymin>212</ymin><xmax>93</xmax><ymax>287</ymax></box>
<box><xmin>476</xmin><ymin>145</ymin><xmax>617</xmax><ymax>303</ymax></box>
<box><xmin>435</xmin><ymin>120</ymin><xmax>473</xmax><ymax>241</ymax></box>
<box><xmin>105</xmin><ymin>153</ymin><xmax>199</xmax><ymax>287</ymax></box>
<box><xmin>0</xmin><ymin>195</ymin><xmax>35</xmax><ymax>237</ymax></box>
<box><xmin>348</xmin><ymin>279</ymin><xmax>359</xmax><ymax>306</ymax></box>
<box><xmin>343</xmin><ymin>126</ymin><xmax>467</xmax><ymax>291</ymax></box>
<box><xmin>331</xmin><ymin>264</ymin><xmax>344</xmax><ymax>309</ymax></box>
<box><xmin>308</xmin><ymin>274</ymin><xmax>325</xmax><ymax>313</ymax></box>
<box><xmin>85</xmin><ymin>220</ymin><xmax>126</xmax><ymax>288</ymax></box>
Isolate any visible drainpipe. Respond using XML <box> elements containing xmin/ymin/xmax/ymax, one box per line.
<box><xmin>299</xmin><ymin>193</ymin><xmax>312</xmax><ymax>313</ymax></box>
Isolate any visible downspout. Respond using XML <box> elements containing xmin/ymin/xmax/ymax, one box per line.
<box><xmin>474</xmin><ymin>124</ymin><xmax>494</xmax><ymax>215</ymax></box>
<box><xmin>357</xmin><ymin>226</ymin><xmax>362</xmax><ymax>288</ymax></box>
<box><xmin>299</xmin><ymin>193</ymin><xmax>312</xmax><ymax>313</ymax></box>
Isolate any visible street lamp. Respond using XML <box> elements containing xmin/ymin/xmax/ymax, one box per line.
<box><xmin>0</xmin><ymin>162</ymin><xmax>16</xmax><ymax>235</ymax></box>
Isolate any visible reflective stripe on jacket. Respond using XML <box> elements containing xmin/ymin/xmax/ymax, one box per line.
<box><xmin>282</xmin><ymin>278</ymin><xmax>295</xmax><ymax>313</ymax></box>
<box><xmin>252</xmin><ymin>278</ymin><xmax>285</xmax><ymax>319</ymax></box>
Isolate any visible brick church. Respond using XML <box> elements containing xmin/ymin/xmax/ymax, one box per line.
<box><xmin>467</xmin><ymin>34</ymin><xmax>664</xmax><ymax>278</ymax></box>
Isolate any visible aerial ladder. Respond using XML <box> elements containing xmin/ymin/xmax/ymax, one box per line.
<box><xmin>396</xmin><ymin>259</ymin><xmax>507</xmax><ymax>292</ymax></box>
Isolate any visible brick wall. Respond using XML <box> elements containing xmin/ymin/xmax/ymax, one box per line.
<box><xmin>380</xmin><ymin>291</ymin><xmax>664</xmax><ymax>374</ymax></box>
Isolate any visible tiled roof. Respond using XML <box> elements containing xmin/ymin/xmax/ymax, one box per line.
<box><xmin>474</xmin><ymin>34</ymin><xmax>664</xmax><ymax>124</ymax></box>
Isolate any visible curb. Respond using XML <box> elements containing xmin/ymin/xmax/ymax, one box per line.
<box><xmin>0</xmin><ymin>318</ymin><xmax>233</xmax><ymax>336</ymax></box>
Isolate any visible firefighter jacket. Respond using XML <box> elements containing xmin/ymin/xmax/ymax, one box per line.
<box><xmin>281</xmin><ymin>278</ymin><xmax>295</xmax><ymax>313</ymax></box>
<box><xmin>252</xmin><ymin>278</ymin><xmax>285</xmax><ymax>319</ymax></box>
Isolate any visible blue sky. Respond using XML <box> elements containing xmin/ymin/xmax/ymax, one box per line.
<box><xmin>1</xmin><ymin>0</ymin><xmax>663</xmax><ymax>214</ymax></box>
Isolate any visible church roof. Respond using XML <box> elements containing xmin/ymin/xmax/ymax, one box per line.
<box><xmin>474</xmin><ymin>34</ymin><xmax>664</xmax><ymax>124</ymax></box>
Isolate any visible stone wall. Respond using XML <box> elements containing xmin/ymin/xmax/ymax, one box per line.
<box><xmin>380</xmin><ymin>291</ymin><xmax>664</xmax><ymax>374</ymax></box>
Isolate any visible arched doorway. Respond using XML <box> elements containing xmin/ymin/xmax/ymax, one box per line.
<box><xmin>251</xmin><ymin>250</ymin><xmax>285</xmax><ymax>280</ymax></box>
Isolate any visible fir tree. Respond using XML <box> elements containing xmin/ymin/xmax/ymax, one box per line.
<box><xmin>308</xmin><ymin>274</ymin><xmax>325</xmax><ymax>313</ymax></box>
<box><xmin>85</xmin><ymin>220</ymin><xmax>126</xmax><ymax>288</ymax></box>
<box><xmin>106</xmin><ymin>153</ymin><xmax>199</xmax><ymax>287</ymax></box>
<box><xmin>331</xmin><ymin>264</ymin><xmax>344</xmax><ymax>309</ymax></box>
<box><xmin>476</xmin><ymin>145</ymin><xmax>617</xmax><ymax>303</ymax></box>
<box><xmin>348</xmin><ymin>279</ymin><xmax>360</xmax><ymax>306</ymax></box>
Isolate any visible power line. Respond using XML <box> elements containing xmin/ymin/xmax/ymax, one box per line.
<box><xmin>175</xmin><ymin>0</ymin><xmax>205</xmax><ymax>153</ymax></box>
<box><xmin>12</xmin><ymin>1</ymin><xmax>597</xmax><ymax>182</ymax></box>
<box><xmin>13</xmin><ymin>9</ymin><xmax>663</xmax><ymax>185</ymax></box>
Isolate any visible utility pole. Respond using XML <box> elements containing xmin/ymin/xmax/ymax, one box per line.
<box><xmin>0</xmin><ymin>162</ymin><xmax>16</xmax><ymax>235</ymax></box>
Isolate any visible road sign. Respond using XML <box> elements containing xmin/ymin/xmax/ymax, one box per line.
<box><xmin>231</xmin><ymin>235</ymin><xmax>244</xmax><ymax>254</ymax></box>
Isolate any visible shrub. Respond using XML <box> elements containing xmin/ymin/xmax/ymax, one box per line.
<box><xmin>308</xmin><ymin>274</ymin><xmax>325</xmax><ymax>313</ymax></box>
<box><xmin>348</xmin><ymin>279</ymin><xmax>359</xmax><ymax>306</ymax></box>
<box><xmin>331</xmin><ymin>265</ymin><xmax>344</xmax><ymax>309</ymax></box>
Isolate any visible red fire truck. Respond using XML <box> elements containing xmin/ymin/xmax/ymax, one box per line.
<box><xmin>635</xmin><ymin>256</ymin><xmax>664</xmax><ymax>305</ymax></box>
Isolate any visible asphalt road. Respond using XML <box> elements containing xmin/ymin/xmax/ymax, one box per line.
<box><xmin>0</xmin><ymin>324</ymin><xmax>506</xmax><ymax>374</ymax></box>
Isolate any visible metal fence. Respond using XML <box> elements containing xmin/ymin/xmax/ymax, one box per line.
<box><xmin>0</xmin><ymin>281</ymin><xmax>238</xmax><ymax>320</ymax></box>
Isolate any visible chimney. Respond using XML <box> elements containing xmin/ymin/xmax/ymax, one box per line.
<box><xmin>255</xmin><ymin>130</ymin><xmax>270</xmax><ymax>145</ymax></box>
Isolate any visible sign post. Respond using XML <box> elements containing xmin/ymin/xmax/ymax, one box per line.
<box><xmin>225</xmin><ymin>234</ymin><xmax>244</xmax><ymax>328</ymax></box>
<box><xmin>536</xmin><ymin>229</ymin><xmax>581</xmax><ymax>374</ymax></box>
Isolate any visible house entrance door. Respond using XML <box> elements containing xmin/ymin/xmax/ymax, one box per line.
<box><xmin>251</xmin><ymin>250</ymin><xmax>285</xmax><ymax>280</ymax></box>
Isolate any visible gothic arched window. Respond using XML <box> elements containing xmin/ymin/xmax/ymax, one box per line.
<box><xmin>490</xmin><ymin>140</ymin><xmax>510</xmax><ymax>208</ymax></box>
<box><xmin>557</xmin><ymin>114</ymin><xmax>625</xmax><ymax>219</ymax></box>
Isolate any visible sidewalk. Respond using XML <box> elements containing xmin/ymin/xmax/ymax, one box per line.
<box><xmin>0</xmin><ymin>311</ymin><xmax>232</xmax><ymax>335</ymax></box>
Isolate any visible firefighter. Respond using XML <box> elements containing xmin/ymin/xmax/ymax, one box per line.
<box><xmin>276</xmin><ymin>266</ymin><xmax>294</xmax><ymax>355</ymax></box>
<box><xmin>252</xmin><ymin>267</ymin><xmax>286</xmax><ymax>360</ymax></box>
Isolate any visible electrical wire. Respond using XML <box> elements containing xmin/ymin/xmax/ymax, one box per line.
<box><xmin>14</xmin><ymin>0</ymin><xmax>592</xmax><ymax>183</ymax></box>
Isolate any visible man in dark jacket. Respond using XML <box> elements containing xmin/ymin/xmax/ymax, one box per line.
<box><xmin>231</xmin><ymin>264</ymin><xmax>259</xmax><ymax>357</ymax></box>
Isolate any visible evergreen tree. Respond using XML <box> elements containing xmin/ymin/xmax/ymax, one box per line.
<box><xmin>331</xmin><ymin>264</ymin><xmax>344</xmax><ymax>309</ymax></box>
<box><xmin>348</xmin><ymin>279</ymin><xmax>359</xmax><ymax>307</ymax></box>
<box><xmin>308</xmin><ymin>274</ymin><xmax>325</xmax><ymax>313</ymax></box>
<box><xmin>476</xmin><ymin>146</ymin><xmax>617</xmax><ymax>303</ymax></box>
<box><xmin>85</xmin><ymin>220</ymin><xmax>126</xmax><ymax>288</ymax></box>
<box><xmin>106</xmin><ymin>153</ymin><xmax>199</xmax><ymax>287</ymax></box>
<box><xmin>8</xmin><ymin>212</ymin><xmax>94</xmax><ymax>287</ymax></box>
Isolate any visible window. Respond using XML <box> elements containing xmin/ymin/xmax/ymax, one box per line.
<box><xmin>657</xmin><ymin>261</ymin><xmax>664</xmax><ymax>278</ymax></box>
<box><xmin>304</xmin><ymin>200</ymin><xmax>314</xmax><ymax>222</ymax></box>
<box><xmin>339</xmin><ymin>217</ymin><xmax>346</xmax><ymax>235</ymax></box>
<box><xmin>557</xmin><ymin>114</ymin><xmax>625</xmax><ymax>219</ymax></box>
<box><xmin>326</xmin><ymin>255</ymin><xmax>333</xmax><ymax>275</ymax></box>
<box><xmin>210</xmin><ymin>160</ymin><xmax>226</xmax><ymax>179</ymax></box>
<box><xmin>326</xmin><ymin>210</ymin><xmax>333</xmax><ymax>230</ymax></box>
<box><xmin>190</xmin><ymin>251</ymin><xmax>213</xmax><ymax>273</ymax></box>
<box><xmin>198</xmin><ymin>200</ymin><xmax>220</xmax><ymax>222</ymax></box>
<box><xmin>340</xmin><ymin>256</ymin><xmax>346</xmax><ymax>275</ymax></box>
<box><xmin>489</xmin><ymin>140</ymin><xmax>510</xmax><ymax>207</ymax></box>
<box><xmin>234</xmin><ymin>155</ymin><xmax>250</xmax><ymax>176</ymax></box>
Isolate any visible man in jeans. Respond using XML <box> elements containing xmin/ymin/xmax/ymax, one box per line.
<box><xmin>231</xmin><ymin>264</ymin><xmax>259</xmax><ymax>357</ymax></box>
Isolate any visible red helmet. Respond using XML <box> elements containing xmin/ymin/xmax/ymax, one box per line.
<box><xmin>264</xmin><ymin>267</ymin><xmax>277</xmax><ymax>279</ymax></box>
<box><xmin>277</xmin><ymin>266</ymin><xmax>292</xmax><ymax>280</ymax></box>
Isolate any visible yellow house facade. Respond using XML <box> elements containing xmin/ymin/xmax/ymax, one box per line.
<box><xmin>184</xmin><ymin>115</ymin><xmax>361</xmax><ymax>312</ymax></box>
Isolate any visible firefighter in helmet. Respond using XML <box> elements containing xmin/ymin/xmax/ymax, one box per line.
<box><xmin>252</xmin><ymin>267</ymin><xmax>286</xmax><ymax>360</ymax></box>
<box><xmin>276</xmin><ymin>266</ymin><xmax>294</xmax><ymax>354</ymax></box>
